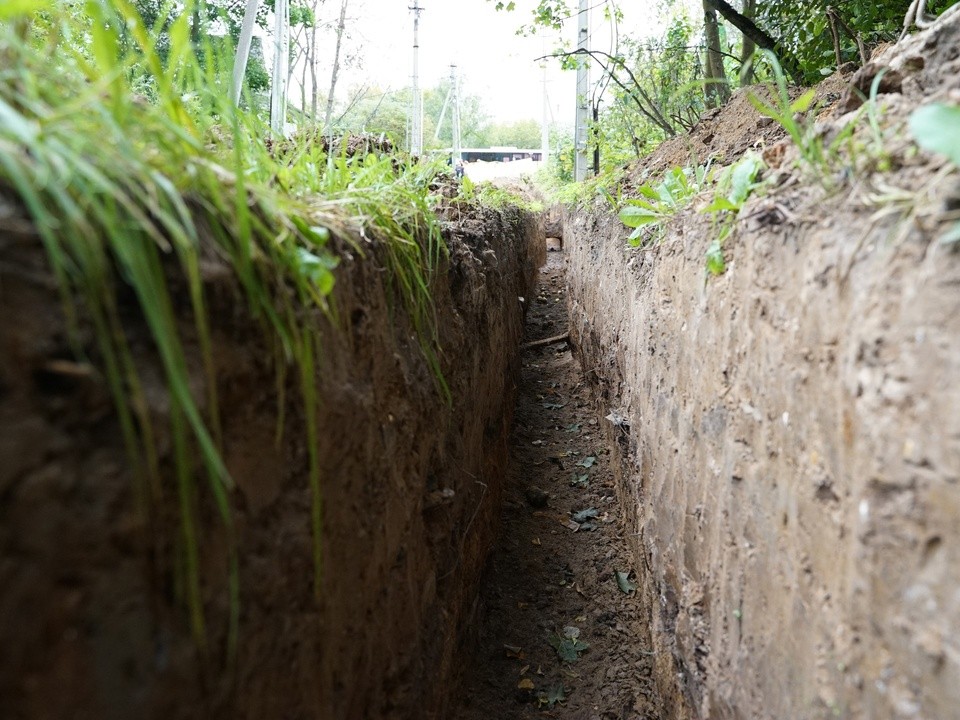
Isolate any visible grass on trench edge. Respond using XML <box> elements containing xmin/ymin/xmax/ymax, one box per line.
<box><xmin>0</xmin><ymin>0</ymin><xmax>449</xmax><ymax>665</ymax></box>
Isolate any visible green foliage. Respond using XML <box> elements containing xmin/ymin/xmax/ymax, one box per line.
<box><xmin>421</xmin><ymin>78</ymin><xmax>490</xmax><ymax>148</ymax></box>
<box><xmin>0</xmin><ymin>0</ymin><xmax>51</xmax><ymax>17</ymax></box>
<box><xmin>123</xmin><ymin>0</ymin><xmax>272</xmax><ymax>94</ymax></box>
<box><xmin>623</xmin><ymin>16</ymin><xmax>705</xmax><ymax>134</ymax></box>
<box><xmin>548</xmin><ymin>631</ymin><xmax>590</xmax><ymax>662</ymax></box>
<box><xmin>705</xmin><ymin>240</ymin><xmax>726</xmax><ymax>275</ymax></box>
<box><xmin>703</xmin><ymin>152</ymin><xmax>765</xmax><ymax>215</ymax></box>
<box><xmin>909</xmin><ymin>102</ymin><xmax>960</xmax><ymax>244</ymax></box>
<box><xmin>1</xmin><ymin>0</ymin><xmax>448</xmax><ymax>662</ymax></box>
<box><xmin>748</xmin><ymin>51</ymin><xmax>859</xmax><ymax>187</ymax></box>
<box><xmin>455</xmin><ymin>176</ymin><xmax>543</xmax><ymax>213</ymax></box>
<box><xmin>484</xmin><ymin>119</ymin><xmax>543</xmax><ymax>149</ymax></box>
<box><xmin>335</xmin><ymin>86</ymin><xmax>410</xmax><ymax>144</ymax></box>
<box><xmin>909</xmin><ymin>103</ymin><xmax>960</xmax><ymax>168</ymax></box>
<box><xmin>701</xmin><ymin>152</ymin><xmax>766</xmax><ymax>274</ymax></box>
<box><xmin>618</xmin><ymin>165</ymin><xmax>709</xmax><ymax>245</ymax></box>
<box><xmin>755</xmin><ymin>0</ymin><xmax>953</xmax><ymax>83</ymax></box>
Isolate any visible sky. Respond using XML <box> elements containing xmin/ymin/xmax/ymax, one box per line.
<box><xmin>342</xmin><ymin>0</ymin><xmax>575</xmax><ymax>125</ymax></box>
<box><xmin>273</xmin><ymin>0</ymin><xmax>690</xmax><ymax>128</ymax></box>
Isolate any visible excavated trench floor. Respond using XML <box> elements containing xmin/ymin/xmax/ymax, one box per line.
<box><xmin>456</xmin><ymin>250</ymin><xmax>662</xmax><ymax>720</ymax></box>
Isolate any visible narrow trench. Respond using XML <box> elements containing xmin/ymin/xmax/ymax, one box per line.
<box><xmin>456</xmin><ymin>247</ymin><xmax>661</xmax><ymax>719</ymax></box>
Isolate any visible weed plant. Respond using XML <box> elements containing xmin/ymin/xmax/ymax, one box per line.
<box><xmin>908</xmin><ymin>101</ymin><xmax>960</xmax><ymax>245</ymax></box>
<box><xmin>748</xmin><ymin>50</ymin><xmax>859</xmax><ymax>189</ymax></box>
<box><xmin>618</xmin><ymin>163</ymin><xmax>711</xmax><ymax>245</ymax></box>
<box><xmin>0</xmin><ymin>0</ymin><xmax>447</xmax><ymax>663</ymax></box>
<box><xmin>701</xmin><ymin>152</ymin><xmax>766</xmax><ymax>274</ymax></box>
<box><xmin>457</xmin><ymin>176</ymin><xmax>544</xmax><ymax>213</ymax></box>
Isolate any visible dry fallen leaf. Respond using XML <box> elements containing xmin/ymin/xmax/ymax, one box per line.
<box><xmin>532</xmin><ymin>537</ymin><xmax>541</xmax><ymax>546</ymax></box>
<box><xmin>517</xmin><ymin>678</ymin><xmax>535</xmax><ymax>690</ymax></box>
<box><xmin>504</xmin><ymin>644</ymin><xmax>524</xmax><ymax>659</ymax></box>
<box><xmin>519</xmin><ymin>664</ymin><xmax>530</xmax><ymax>675</ymax></box>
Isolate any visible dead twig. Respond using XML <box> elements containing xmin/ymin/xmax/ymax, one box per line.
<box><xmin>522</xmin><ymin>332</ymin><xmax>570</xmax><ymax>350</ymax></box>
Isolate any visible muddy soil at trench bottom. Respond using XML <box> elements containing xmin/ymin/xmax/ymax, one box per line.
<box><xmin>455</xmin><ymin>249</ymin><xmax>661</xmax><ymax>720</ymax></box>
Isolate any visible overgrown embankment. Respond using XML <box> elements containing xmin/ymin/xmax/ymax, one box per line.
<box><xmin>565</xmin><ymin>17</ymin><xmax>960</xmax><ymax>720</ymax></box>
<box><xmin>0</xmin><ymin>197</ymin><xmax>544</xmax><ymax>719</ymax></box>
<box><xmin>1</xmin><ymin>9</ymin><xmax>550</xmax><ymax>717</ymax></box>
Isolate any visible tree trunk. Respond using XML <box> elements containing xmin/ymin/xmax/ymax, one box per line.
<box><xmin>702</xmin><ymin>0</ymin><xmax>730</xmax><ymax>108</ymax></box>
<box><xmin>323</xmin><ymin>0</ymin><xmax>349</xmax><ymax>134</ymax></box>
<box><xmin>739</xmin><ymin>0</ymin><xmax>756</xmax><ymax>86</ymax></box>
<box><xmin>703</xmin><ymin>0</ymin><xmax>799</xmax><ymax>80</ymax></box>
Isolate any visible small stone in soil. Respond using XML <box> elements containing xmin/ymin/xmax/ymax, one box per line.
<box><xmin>525</xmin><ymin>487</ymin><xmax>549</xmax><ymax>508</ymax></box>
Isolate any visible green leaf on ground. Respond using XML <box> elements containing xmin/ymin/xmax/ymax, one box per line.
<box><xmin>537</xmin><ymin>682</ymin><xmax>568</xmax><ymax>708</ymax></box>
<box><xmin>615</xmin><ymin>570</ymin><xmax>637</xmax><ymax>595</ymax></box>
<box><xmin>706</xmin><ymin>240</ymin><xmax>726</xmax><ymax>276</ymax></box>
<box><xmin>940</xmin><ymin>222</ymin><xmax>960</xmax><ymax>246</ymax></box>
<box><xmin>565</xmin><ymin>423</ymin><xmax>581</xmax><ymax>433</ymax></box>
<box><xmin>577</xmin><ymin>456</ymin><xmax>596</xmax><ymax>468</ymax></box>
<box><xmin>548</xmin><ymin>633</ymin><xmax>591</xmax><ymax>662</ymax></box>
<box><xmin>909</xmin><ymin>103</ymin><xmax>960</xmax><ymax>167</ymax></box>
<box><xmin>572</xmin><ymin>508</ymin><xmax>599</xmax><ymax>523</ymax></box>
<box><xmin>570</xmin><ymin>473</ymin><xmax>589</xmax><ymax>488</ymax></box>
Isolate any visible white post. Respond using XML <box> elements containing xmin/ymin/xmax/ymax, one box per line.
<box><xmin>270</xmin><ymin>0</ymin><xmax>289</xmax><ymax>134</ymax></box>
<box><xmin>434</xmin><ymin>86</ymin><xmax>451</xmax><ymax>142</ymax></box>
<box><xmin>541</xmin><ymin>59</ymin><xmax>550</xmax><ymax>166</ymax></box>
<box><xmin>574</xmin><ymin>0</ymin><xmax>590</xmax><ymax>181</ymax></box>
<box><xmin>409</xmin><ymin>1</ymin><xmax>424</xmax><ymax>157</ymax></box>
<box><xmin>231</xmin><ymin>0</ymin><xmax>261</xmax><ymax>106</ymax></box>
<box><xmin>450</xmin><ymin>64</ymin><xmax>461</xmax><ymax>162</ymax></box>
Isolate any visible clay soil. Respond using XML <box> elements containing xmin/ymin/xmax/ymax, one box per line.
<box><xmin>456</xmin><ymin>249</ymin><xmax>662</xmax><ymax>720</ymax></box>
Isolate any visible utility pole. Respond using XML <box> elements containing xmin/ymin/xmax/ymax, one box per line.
<box><xmin>270</xmin><ymin>0</ymin><xmax>290</xmax><ymax>134</ymax></box>
<box><xmin>450</xmin><ymin>64</ymin><xmax>461</xmax><ymax>162</ymax></box>
<box><xmin>434</xmin><ymin>87</ymin><xmax>451</xmax><ymax>142</ymax></box>
<box><xmin>540</xmin><ymin>58</ymin><xmax>550</xmax><ymax>166</ymax></box>
<box><xmin>574</xmin><ymin>0</ymin><xmax>590</xmax><ymax>181</ymax></box>
<box><xmin>230</xmin><ymin>0</ymin><xmax>261</xmax><ymax>106</ymax></box>
<box><xmin>409</xmin><ymin>1</ymin><xmax>424</xmax><ymax>157</ymax></box>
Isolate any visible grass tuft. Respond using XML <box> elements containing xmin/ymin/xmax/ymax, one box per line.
<box><xmin>0</xmin><ymin>0</ymin><xmax>448</xmax><ymax>660</ymax></box>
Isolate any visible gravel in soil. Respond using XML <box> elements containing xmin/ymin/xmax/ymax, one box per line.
<box><xmin>455</xmin><ymin>249</ymin><xmax>661</xmax><ymax>720</ymax></box>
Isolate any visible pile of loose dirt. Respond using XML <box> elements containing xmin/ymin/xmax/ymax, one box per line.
<box><xmin>636</xmin><ymin>69</ymin><xmax>854</xmax><ymax>181</ymax></box>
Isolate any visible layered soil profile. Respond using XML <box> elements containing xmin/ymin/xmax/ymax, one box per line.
<box><xmin>0</xmin><ymin>200</ymin><xmax>544</xmax><ymax>719</ymax></box>
<box><xmin>565</xmin><ymin>18</ymin><xmax>960</xmax><ymax>720</ymax></box>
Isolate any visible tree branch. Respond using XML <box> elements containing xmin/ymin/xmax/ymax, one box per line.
<box><xmin>537</xmin><ymin>48</ymin><xmax>676</xmax><ymax>136</ymax></box>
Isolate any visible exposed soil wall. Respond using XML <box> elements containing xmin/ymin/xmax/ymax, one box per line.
<box><xmin>565</xmin><ymin>20</ymin><xmax>960</xmax><ymax>720</ymax></box>
<box><xmin>0</xmin><ymin>203</ymin><xmax>544</xmax><ymax>719</ymax></box>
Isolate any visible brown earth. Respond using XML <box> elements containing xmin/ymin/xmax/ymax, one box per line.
<box><xmin>455</xmin><ymin>250</ymin><xmax>668</xmax><ymax>720</ymax></box>
<box><xmin>0</xmin><ymin>197</ymin><xmax>543</xmax><ymax>719</ymax></box>
<box><xmin>4</xmin><ymin>12</ymin><xmax>960</xmax><ymax>720</ymax></box>
<box><xmin>565</xmin><ymin>15</ymin><xmax>960</xmax><ymax>720</ymax></box>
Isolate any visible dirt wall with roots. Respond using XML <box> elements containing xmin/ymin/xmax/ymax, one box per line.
<box><xmin>0</xmin><ymin>203</ymin><xmax>544</xmax><ymax>719</ymax></box>
<box><xmin>565</xmin><ymin>19</ymin><xmax>960</xmax><ymax>719</ymax></box>
<box><xmin>567</xmin><ymin>196</ymin><xmax>960</xmax><ymax>720</ymax></box>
